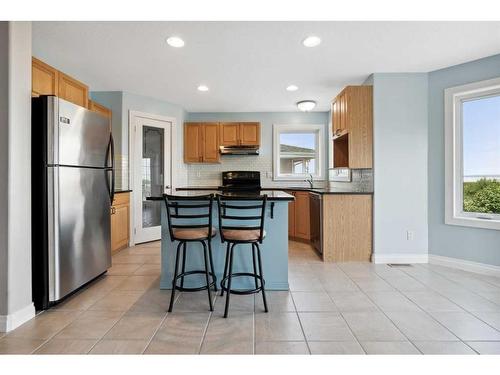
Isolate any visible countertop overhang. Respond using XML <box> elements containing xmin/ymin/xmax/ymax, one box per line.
<box><xmin>146</xmin><ymin>190</ymin><xmax>294</xmax><ymax>201</ymax></box>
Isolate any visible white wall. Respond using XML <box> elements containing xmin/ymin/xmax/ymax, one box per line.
<box><xmin>0</xmin><ymin>21</ymin><xmax>35</xmax><ymax>332</ymax></box>
<box><xmin>372</xmin><ymin>73</ymin><xmax>429</xmax><ymax>263</ymax></box>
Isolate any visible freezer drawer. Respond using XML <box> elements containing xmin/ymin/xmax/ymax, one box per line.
<box><xmin>48</xmin><ymin>166</ymin><xmax>111</xmax><ymax>302</ymax></box>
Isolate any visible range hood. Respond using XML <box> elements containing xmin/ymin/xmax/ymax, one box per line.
<box><xmin>219</xmin><ymin>145</ymin><xmax>259</xmax><ymax>155</ymax></box>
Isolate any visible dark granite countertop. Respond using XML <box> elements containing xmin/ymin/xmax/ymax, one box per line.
<box><xmin>115</xmin><ymin>189</ymin><xmax>132</xmax><ymax>194</ymax></box>
<box><xmin>146</xmin><ymin>190</ymin><xmax>294</xmax><ymax>201</ymax></box>
<box><xmin>176</xmin><ymin>186</ymin><xmax>373</xmax><ymax>195</ymax></box>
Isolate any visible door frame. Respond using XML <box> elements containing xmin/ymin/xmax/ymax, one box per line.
<box><xmin>128</xmin><ymin>110</ymin><xmax>179</xmax><ymax>246</ymax></box>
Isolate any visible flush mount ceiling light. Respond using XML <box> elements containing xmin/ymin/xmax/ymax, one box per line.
<box><xmin>286</xmin><ymin>85</ymin><xmax>299</xmax><ymax>92</ymax></box>
<box><xmin>197</xmin><ymin>85</ymin><xmax>209</xmax><ymax>92</ymax></box>
<box><xmin>297</xmin><ymin>100</ymin><xmax>316</xmax><ymax>112</ymax></box>
<box><xmin>302</xmin><ymin>35</ymin><xmax>321</xmax><ymax>47</ymax></box>
<box><xmin>166</xmin><ymin>36</ymin><xmax>185</xmax><ymax>48</ymax></box>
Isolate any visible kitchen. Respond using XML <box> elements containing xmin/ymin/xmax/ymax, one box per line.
<box><xmin>2</xmin><ymin>19</ymin><xmax>500</xmax><ymax>358</ymax></box>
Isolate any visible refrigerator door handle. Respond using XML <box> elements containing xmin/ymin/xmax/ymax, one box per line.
<box><xmin>105</xmin><ymin>134</ymin><xmax>115</xmax><ymax>204</ymax></box>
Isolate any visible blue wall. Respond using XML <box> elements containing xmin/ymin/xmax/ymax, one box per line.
<box><xmin>372</xmin><ymin>73</ymin><xmax>429</xmax><ymax>261</ymax></box>
<box><xmin>428</xmin><ymin>54</ymin><xmax>500</xmax><ymax>266</ymax></box>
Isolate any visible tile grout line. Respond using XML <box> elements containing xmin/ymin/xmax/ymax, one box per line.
<box><xmin>397</xmin><ymin>266</ymin><xmax>483</xmax><ymax>353</ymax></box>
<box><xmin>289</xmin><ymin>291</ymin><xmax>312</xmax><ymax>354</ymax></box>
<box><xmin>335</xmin><ymin>264</ymin><xmax>423</xmax><ymax>354</ymax></box>
<box><xmin>142</xmin><ymin>290</ymin><xmax>182</xmax><ymax>354</ymax></box>
<box><xmin>197</xmin><ymin>292</ymin><xmax>216</xmax><ymax>354</ymax></box>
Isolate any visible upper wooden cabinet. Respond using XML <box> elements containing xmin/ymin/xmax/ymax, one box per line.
<box><xmin>220</xmin><ymin>122</ymin><xmax>260</xmax><ymax>146</ymax></box>
<box><xmin>88</xmin><ymin>100</ymin><xmax>112</xmax><ymax>119</ymax></box>
<box><xmin>332</xmin><ymin>86</ymin><xmax>373</xmax><ymax>169</ymax></box>
<box><xmin>58</xmin><ymin>72</ymin><xmax>89</xmax><ymax>108</ymax></box>
<box><xmin>220</xmin><ymin>122</ymin><xmax>240</xmax><ymax>146</ymax></box>
<box><xmin>32</xmin><ymin>57</ymin><xmax>59</xmax><ymax>97</ymax></box>
<box><xmin>202</xmin><ymin>123</ymin><xmax>220</xmax><ymax>163</ymax></box>
<box><xmin>32</xmin><ymin>57</ymin><xmax>91</xmax><ymax>109</ymax></box>
<box><xmin>184</xmin><ymin>122</ymin><xmax>220</xmax><ymax>163</ymax></box>
<box><xmin>240</xmin><ymin>122</ymin><xmax>260</xmax><ymax>146</ymax></box>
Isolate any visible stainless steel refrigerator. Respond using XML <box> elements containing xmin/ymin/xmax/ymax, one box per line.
<box><xmin>32</xmin><ymin>96</ymin><xmax>114</xmax><ymax>310</ymax></box>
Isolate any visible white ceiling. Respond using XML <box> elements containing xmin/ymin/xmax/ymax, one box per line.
<box><xmin>32</xmin><ymin>21</ymin><xmax>500</xmax><ymax>112</ymax></box>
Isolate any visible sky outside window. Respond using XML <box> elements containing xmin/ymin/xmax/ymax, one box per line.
<box><xmin>462</xmin><ymin>95</ymin><xmax>500</xmax><ymax>179</ymax></box>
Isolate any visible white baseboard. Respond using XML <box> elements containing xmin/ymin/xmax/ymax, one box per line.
<box><xmin>0</xmin><ymin>303</ymin><xmax>35</xmax><ymax>333</ymax></box>
<box><xmin>429</xmin><ymin>255</ymin><xmax>500</xmax><ymax>277</ymax></box>
<box><xmin>372</xmin><ymin>253</ymin><xmax>429</xmax><ymax>264</ymax></box>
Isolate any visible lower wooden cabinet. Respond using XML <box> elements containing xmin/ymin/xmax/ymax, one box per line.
<box><xmin>111</xmin><ymin>192</ymin><xmax>130</xmax><ymax>254</ymax></box>
<box><xmin>322</xmin><ymin>194</ymin><xmax>372</xmax><ymax>262</ymax></box>
<box><xmin>287</xmin><ymin>191</ymin><xmax>311</xmax><ymax>241</ymax></box>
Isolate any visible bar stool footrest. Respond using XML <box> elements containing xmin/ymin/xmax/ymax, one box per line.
<box><xmin>173</xmin><ymin>270</ymin><xmax>216</xmax><ymax>292</ymax></box>
<box><xmin>221</xmin><ymin>272</ymin><xmax>265</xmax><ymax>295</ymax></box>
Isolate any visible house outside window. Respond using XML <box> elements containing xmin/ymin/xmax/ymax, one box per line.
<box><xmin>445</xmin><ymin>77</ymin><xmax>500</xmax><ymax>230</ymax></box>
<box><xmin>273</xmin><ymin>124</ymin><xmax>325</xmax><ymax>180</ymax></box>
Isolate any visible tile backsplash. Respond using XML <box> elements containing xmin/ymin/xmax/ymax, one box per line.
<box><xmin>186</xmin><ymin>155</ymin><xmax>328</xmax><ymax>188</ymax></box>
<box><xmin>328</xmin><ymin>168</ymin><xmax>373</xmax><ymax>191</ymax></box>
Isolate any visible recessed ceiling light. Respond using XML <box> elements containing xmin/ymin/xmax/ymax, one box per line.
<box><xmin>297</xmin><ymin>100</ymin><xmax>316</xmax><ymax>112</ymax></box>
<box><xmin>197</xmin><ymin>85</ymin><xmax>209</xmax><ymax>92</ymax></box>
<box><xmin>302</xmin><ymin>35</ymin><xmax>321</xmax><ymax>47</ymax></box>
<box><xmin>286</xmin><ymin>85</ymin><xmax>299</xmax><ymax>92</ymax></box>
<box><xmin>166</xmin><ymin>36</ymin><xmax>185</xmax><ymax>48</ymax></box>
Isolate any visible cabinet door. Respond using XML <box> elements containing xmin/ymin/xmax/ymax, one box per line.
<box><xmin>32</xmin><ymin>57</ymin><xmax>59</xmax><ymax>96</ymax></box>
<box><xmin>332</xmin><ymin>100</ymin><xmax>339</xmax><ymax>134</ymax></box>
<box><xmin>288</xmin><ymin>192</ymin><xmax>296</xmax><ymax>237</ymax></box>
<box><xmin>220</xmin><ymin>123</ymin><xmax>240</xmax><ymax>146</ymax></box>
<box><xmin>111</xmin><ymin>204</ymin><xmax>130</xmax><ymax>253</ymax></box>
<box><xmin>239</xmin><ymin>122</ymin><xmax>260</xmax><ymax>146</ymax></box>
<box><xmin>58</xmin><ymin>72</ymin><xmax>89</xmax><ymax>108</ymax></box>
<box><xmin>184</xmin><ymin>123</ymin><xmax>203</xmax><ymax>163</ymax></box>
<box><xmin>202</xmin><ymin>123</ymin><xmax>220</xmax><ymax>163</ymax></box>
<box><xmin>294</xmin><ymin>192</ymin><xmax>311</xmax><ymax>240</ymax></box>
<box><xmin>339</xmin><ymin>92</ymin><xmax>347</xmax><ymax>133</ymax></box>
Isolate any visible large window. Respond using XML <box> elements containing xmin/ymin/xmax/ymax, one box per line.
<box><xmin>445</xmin><ymin>77</ymin><xmax>500</xmax><ymax>230</ymax></box>
<box><xmin>273</xmin><ymin>124</ymin><xmax>325</xmax><ymax>180</ymax></box>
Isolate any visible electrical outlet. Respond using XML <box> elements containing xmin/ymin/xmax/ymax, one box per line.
<box><xmin>196</xmin><ymin>171</ymin><xmax>201</xmax><ymax>178</ymax></box>
<box><xmin>406</xmin><ymin>230</ymin><xmax>414</xmax><ymax>241</ymax></box>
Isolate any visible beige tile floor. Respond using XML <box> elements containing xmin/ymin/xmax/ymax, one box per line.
<box><xmin>1</xmin><ymin>240</ymin><xmax>500</xmax><ymax>354</ymax></box>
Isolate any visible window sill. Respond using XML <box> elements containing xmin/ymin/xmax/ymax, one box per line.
<box><xmin>445</xmin><ymin>215</ymin><xmax>500</xmax><ymax>231</ymax></box>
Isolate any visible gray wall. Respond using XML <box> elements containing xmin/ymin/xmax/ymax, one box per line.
<box><xmin>428</xmin><ymin>54</ymin><xmax>500</xmax><ymax>266</ymax></box>
<box><xmin>0</xmin><ymin>22</ymin><xmax>34</xmax><ymax>330</ymax></box>
<box><xmin>372</xmin><ymin>73</ymin><xmax>429</xmax><ymax>259</ymax></box>
<box><xmin>185</xmin><ymin>112</ymin><xmax>329</xmax><ymax>187</ymax></box>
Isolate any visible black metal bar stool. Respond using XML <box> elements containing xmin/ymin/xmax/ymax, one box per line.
<box><xmin>164</xmin><ymin>194</ymin><xmax>217</xmax><ymax>312</ymax></box>
<box><xmin>216</xmin><ymin>194</ymin><xmax>268</xmax><ymax>318</ymax></box>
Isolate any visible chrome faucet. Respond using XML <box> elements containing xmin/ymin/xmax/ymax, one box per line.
<box><xmin>305</xmin><ymin>173</ymin><xmax>314</xmax><ymax>188</ymax></box>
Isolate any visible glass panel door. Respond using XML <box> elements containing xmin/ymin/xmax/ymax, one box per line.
<box><xmin>133</xmin><ymin>115</ymin><xmax>172</xmax><ymax>244</ymax></box>
<box><xmin>142</xmin><ymin>126</ymin><xmax>164</xmax><ymax>228</ymax></box>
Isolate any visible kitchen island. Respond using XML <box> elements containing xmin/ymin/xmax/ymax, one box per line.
<box><xmin>148</xmin><ymin>190</ymin><xmax>293</xmax><ymax>291</ymax></box>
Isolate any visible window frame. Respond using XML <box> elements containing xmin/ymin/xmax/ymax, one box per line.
<box><xmin>273</xmin><ymin>123</ymin><xmax>325</xmax><ymax>181</ymax></box>
<box><xmin>444</xmin><ymin>77</ymin><xmax>500</xmax><ymax>230</ymax></box>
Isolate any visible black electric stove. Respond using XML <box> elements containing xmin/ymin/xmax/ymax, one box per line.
<box><xmin>219</xmin><ymin>171</ymin><xmax>261</xmax><ymax>193</ymax></box>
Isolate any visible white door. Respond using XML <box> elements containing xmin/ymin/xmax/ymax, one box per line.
<box><xmin>133</xmin><ymin>115</ymin><xmax>172</xmax><ymax>244</ymax></box>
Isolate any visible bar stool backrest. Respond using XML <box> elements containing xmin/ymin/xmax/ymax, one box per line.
<box><xmin>163</xmin><ymin>194</ymin><xmax>214</xmax><ymax>241</ymax></box>
<box><xmin>216</xmin><ymin>194</ymin><xmax>267</xmax><ymax>243</ymax></box>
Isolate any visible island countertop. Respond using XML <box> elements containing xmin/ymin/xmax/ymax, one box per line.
<box><xmin>147</xmin><ymin>190</ymin><xmax>294</xmax><ymax>201</ymax></box>
<box><xmin>174</xmin><ymin>186</ymin><xmax>373</xmax><ymax>195</ymax></box>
